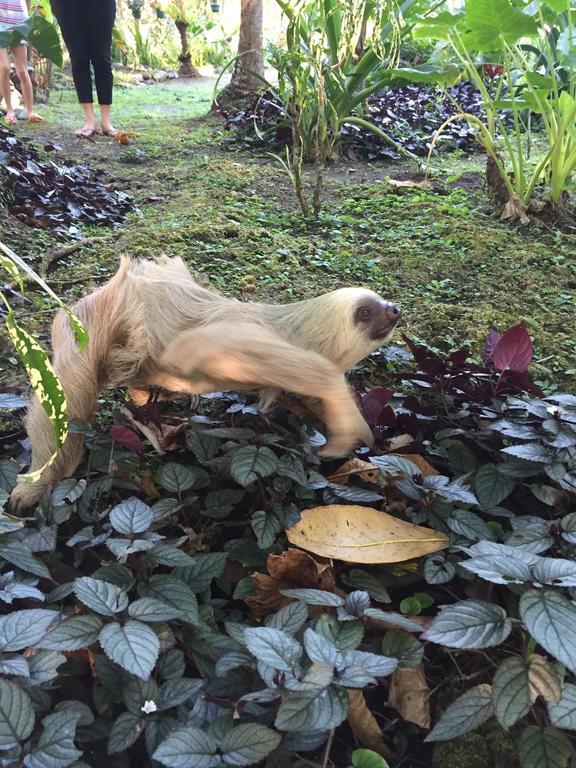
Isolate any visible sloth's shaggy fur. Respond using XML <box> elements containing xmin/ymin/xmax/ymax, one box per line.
<box><xmin>11</xmin><ymin>257</ymin><xmax>400</xmax><ymax>510</ymax></box>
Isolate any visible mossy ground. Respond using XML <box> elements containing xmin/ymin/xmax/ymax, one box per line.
<box><xmin>1</xmin><ymin>78</ymin><xmax>575</xmax><ymax>391</ymax></box>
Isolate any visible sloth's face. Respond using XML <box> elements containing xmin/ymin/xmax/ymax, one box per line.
<box><xmin>354</xmin><ymin>296</ymin><xmax>401</xmax><ymax>342</ymax></box>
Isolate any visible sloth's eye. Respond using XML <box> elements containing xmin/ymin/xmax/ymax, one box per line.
<box><xmin>358</xmin><ymin>307</ymin><xmax>372</xmax><ymax>321</ymax></box>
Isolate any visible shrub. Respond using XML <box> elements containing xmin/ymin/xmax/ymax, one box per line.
<box><xmin>1</xmin><ymin>323</ymin><xmax>576</xmax><ymax>766</ymax></box>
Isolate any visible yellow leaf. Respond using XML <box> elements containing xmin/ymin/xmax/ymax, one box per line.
<box><xmin>528</xmin><ymin>654</ymin><xmax>562</xmax><ymax>705</ymax></box>
<box><xmin>328</xmin><ymin>458</ymin><xmax>381</xmax><ymax>486</ymax></box>
<box><xmin>388</xmin><ymin>664</ymin><xmax>431</xmax><ymax>728</ymax></box>
<box><xmin>286</xmin><ymin>505</ymin><xmax>449</xmax><ymax>564</ymax></box>
<box><xmin>347</xmin><ymin>689</ymin><xmax>396</xmax><ymax>760</ymax></box>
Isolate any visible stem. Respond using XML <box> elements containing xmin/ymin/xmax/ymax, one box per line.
<box><xmin>342</xmin><ymin>115</ymin><xmax>422</xmax><ymax>164</ymax></box>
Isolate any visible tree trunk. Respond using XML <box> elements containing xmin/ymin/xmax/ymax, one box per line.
<box><xmin>215</xmin><ymin>0</ymin><xmax>264</xmax><ymax>109</ymax></box>
<box><xmin>175</xmin><ymin>19</ymin><xmax>200</xmax><ymax>77</ymax></box>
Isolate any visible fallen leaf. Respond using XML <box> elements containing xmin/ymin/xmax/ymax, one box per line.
<box><xmin>328</xmin><ymin>458</ymin><xmax>381</xmax><ymax>486</ymax></box>
<box><xmin>286</xmin><ymin>506</ymin><xmax>449</xmax><ymax>564</ymax></box>
<box><xmin>119</xmin><ymin>406</ymin><xmax>189</xmax><ymax>451</ymax></box>
<box><xmin>388</xmin><ymin>664</ymin><xmax>431</xmax><ymax>728</ymax></box>
<box><xmin>111</xmin><ymin>130</ymin><xmax>136</xmax><ymax>145</ymax></box>
<box><xmin>500</xmin><ymin>194</ymin><xmax>530</xmax><ymax>225</ymax></box>
<box><xmin>109</xmin><ymin>425</ymin><xmax>145</xmax><ymax>454</ymax></box>
<box><xmin>347</xmin><ymin>689</ymin><xmax>396</xmax><ymax>760</ymax></box>
<box><xmin>246</xmin><ymin>549</ymin><xmax>338</xmax><ymax>618</ymax></box>
<box><xmin>386</xmin><ymin>434</ymin><xmax>414</xmax><ymax>452</ymax></box>
<box><xmin>139</xmin><ymin>470</ymin><xmax>158</xmax><ymax>498</ymax></box>
<box><xmin>388</xmin><ymin>178</ymin><xmax>433</xmax><ymax>192</ymax></box>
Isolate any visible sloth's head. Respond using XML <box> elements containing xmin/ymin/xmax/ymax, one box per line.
<box><xmin>328</xmin><ymin>287</ymin><xmax>401</xmax><ymax>369</ymax></box>
<box><xmin>351</xmin><ymin>292</ymin><xmax>401</xmax><ymax>344</ymax></box>
<box><xmin>278</xmin><ymin>287</ymin><xmax>401</xmax><ymax>371</ymax></box>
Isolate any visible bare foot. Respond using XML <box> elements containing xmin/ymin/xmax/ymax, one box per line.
<box><xmin>101</xmin><ymin>124</ymin><xmax>118</xmax><ymax>137</ymax></box>
<box><xmin>5</xmin><ymin>112</ymin><xmax>17</xmax><ymax>125</ymax></box>
<box><xmin>75</xmin><ymin>124</ymin><xmax>98</xmax><ymax>137</ymax></box>
<box><xmin>28</xmin><ymin>113</ymin><xmax>43</xmax><ymax>123</ymax></box>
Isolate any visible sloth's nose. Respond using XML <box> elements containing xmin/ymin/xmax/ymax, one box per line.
<box><xmin>384</xmin><ymin>301</ymin><xmax>401</xmax><ymax>320</ymax></box>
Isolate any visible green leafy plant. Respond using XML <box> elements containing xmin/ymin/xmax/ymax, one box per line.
<box><xmin>0</xmin><ymin>10</ymin><xmax>63</xmax><ymax>66</ymax></box>
<box><xmin>0</xmin><ymin>242</ymin><xmax>86</xmax><ymax>480</ymax></box>
<box><xmin>3</xmin><ymin>318</ymin><xmax>576</xmax><ymax>765</ymax></box>
<box><xmin>261</xmin><ymin>0</ymin><xmax>425</xmax><ymax>215</ymax></box>
<box><xmin>415</xmin><ymin>0</ymin><xmax>576</xmax><ymax>221</ymax></box>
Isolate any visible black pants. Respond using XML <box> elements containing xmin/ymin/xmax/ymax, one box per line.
<box><xmin>50</xmin><ymin>0</ymin><xmax>116</xmax><ymax>105</ymax></box>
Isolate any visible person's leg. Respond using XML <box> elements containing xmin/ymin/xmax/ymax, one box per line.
<box><xmin>50</xmin><ymin>0</ymin><xmax>97</xmax><ymax>135</ymax></box>
<box><xmin>11</xmin><ymin>45</ymin><xmax>42</xmax><ymax>122</ymax></box>
<box><xmin>0</xmin><ymin>47</ymin><xmax>16</xmax><ymax>124</ymax></box>
<box><xmin>88</xmin><ymin>0</ymin><xmax>117</xmax><ymax>134</ymax></box>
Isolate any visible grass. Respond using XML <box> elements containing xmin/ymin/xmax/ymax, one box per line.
<box><xmin>2</xmin><ymin>79</ymin><xmax>576</xmax><ymax>393</ymax></box>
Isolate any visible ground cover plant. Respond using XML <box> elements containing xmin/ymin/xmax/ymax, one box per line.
<box><xmin>221</xmin><ymin>81</ymin><xmax>486</xmax><ymax>159</ymax></box>
<box><xmin>1</xmin><ymin>0</ymin><xmax>576</xmax><ymax>765</ymax></box>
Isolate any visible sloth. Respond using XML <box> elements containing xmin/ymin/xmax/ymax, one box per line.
<box><xmin>10</xmin><ymin>256</ymin><xmax>400</xmax><ymax>510</ymax></box>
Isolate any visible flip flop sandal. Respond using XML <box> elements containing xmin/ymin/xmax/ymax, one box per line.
<box><xmin>74</xmin><ymin>127</ymin><xmax>98</xmax><ymax>138</ymax></box>
<box><xmin>28</xmin><ymin>114</ymin><xmax>43</xmax><ymax>123</ymax></box>
<box><xmin>101</xmin><ymin>129</ymin><xmax>118</xmax><ymax>138</ymax></box>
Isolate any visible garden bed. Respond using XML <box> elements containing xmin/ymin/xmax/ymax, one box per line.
<box><xmin>1</xmin><ymin>80</ymin><xmax>575</xmax><ymax>768</ymax></box>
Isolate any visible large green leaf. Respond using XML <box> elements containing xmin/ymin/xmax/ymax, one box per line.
<box><xmin>475</xmin><ymin>464</ymin><xmax>515</xmax><ymax>509</ymax></box>
<box><xmin>424</xmin><ymin>601</ymin><xmax>512</xmax><ymax>649</ymax></box>
<box><xmin>492</xmin><ymin>657</ymin><xmax>531</xmax><ymax>728</ymax></box>
<box><xmin>244</xmin><ymin>627</ymin><xmax>302</xmax><ymax>672</ymax></box>
<box><xmin>74</xmin><ymin>577</ymin><xmax>129</xmax><ymax>616</ymax></box>
<box><xmin>109</xmin><ymin>497</ymin><xmax>153</xmax><ymax>535</ymax></box>
<box><xmin>518</xmin><ymin>726</ymin><xmax>573</xmax><ymax>768</ymax></box>
<box><xmin>145</xmin><ymin>575</ymin><xmax>199</xmax><ymax>624</ymax></box>
<box><xmin>99</xmin><ymin>620</ymin><xmax>160</xmax><ymax>680</ymax></box>
<box><xmin>0</xmin><ymin>12</ymin><xmax>62</xmax><ymax>66</ymax></box>
<box><xmin>0</xmin><ymin>242</ymin><xmax>86</xmax><ymax>347</ymax></box>
<box><xmin>548</xmin><ymin>684</ymin><xmax>576</xmax><ymax>730</ymax></box>
<box><xmin>38</xmin><ymin>615</ymin><xmax>102</xmax><ymax>651</ymax></box>
<box><xmin>221</xmin><ymin>723</ymin><xmax>282</xmax><ymax>767</ymax></box>
<box><xmin>520</xmin><ymin>590</ymin><xmax>576</xmax><ymax>672</ymax></box>
<box><xmin>153</xmin><ymin>726</ymin><xmax>219</xmax><ymax>768</ymax></box>
<box><xmin>230</xmin><ymin>445</ymin><xmax>278</xmax><ymax>486</ymax></box>
<box><xmin>23</xmin><ymin>709</ymin><xmax>83</xmax><ymax>768</ymax></box>
<box><xmin>0</xmin><ymin>679</ymin><xmax>35</xmax><ymax>750</ymax></box>
<box><xmin>464</xmin><ymin>0</ymin><xmax>538</xmax><ymax>49</ymax></box>
<box><xmin>275</xmin><ymin>687</ymin><xmax>348</xmax><ymax>733</ymax></box>
<box><xmin>0</xmin><ymin>609</ymin><xmax>59</xmax><ymax>651</ymax></box>
<box><xmin>425</xmin><ymin>684</ymin><xmax>494</xmax><ymax>742</ymax></box>
<box><xmin>412</xmin><ymin>11</ymin><xmax>463</xmax><ymax>41</ymax></box>
<box><xmin>156</xmin><ymin>463</ymin><xmax>208</xmax><ymax>494</ymax></box>
<box><xmin>0</xmin><ymin>539</ymin><xmax>50</xmax><ymax>578</ymax></box>
<box><xmin>5</xmin><ymin>311</ymin><xmax>67</xmax><ymax>454</ymax></box>
<box><xmin>128</xmin><ymin>597</ymin><xmax>184</xmax><ymax>623</ymax></box>
<box><xmin>107</xmin><ymin>711</ymin><xmax>146</xmax><ymax>754</ymax></box>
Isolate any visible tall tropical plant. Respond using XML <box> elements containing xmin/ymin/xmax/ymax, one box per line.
<box><xmin>266</xmin><ymin>0</ymin><xmax>427</xmax><ymax>215</ymax></box>
<box><xmin>414</xmin><ymin>0</ymin><xmax>576</xmax><ymax>220</ymax></box>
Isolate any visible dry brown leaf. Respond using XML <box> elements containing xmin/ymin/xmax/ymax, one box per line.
<box><xmin>328</xmin><ymin>458</ymin><xmax>381</xmax><ymax>486</ymax></box>
<box><xmin>500</xmin><ymin>194</ymin><xmax>530</xmax><ymax>225</ymax></box>
<box><xmin>111</xmin><ymin>130</ymin><xmax>136</xmax><ymax>145</ymax></box>
<box><xmin>528</xmin><ymin>654</ymin><xmax>562</xmax><ymax>704</ymax></box>
<box><xmin>119</xmin><ymin>406</ymin><xmax>189</xmax><ymax>452</ymax></box>
<box><xmin>286</xmin><ymin>505</ymin><xmax>449</xmax><ymax>564</ymax></box>
<box><xmin>388</xmin><ymin>664</ymin><xmax>431</xmax><ymax>728</ymax></box>
<box><xmin>347</xmin><ymin>689</ymin><xmax>396</xmax><ymax>760</ymax></box>
<box><xmin>386</xmin><ymin>434</ymin><xmax>414</xmax><ymax>452</ymax></box>
<box><xmin>246</xmin><ymin>549</ymin><xmax>338</xmax><ymax>618</ymax></box>
<box><xmin>388</xmin><ymin>178</ymin><xmax>433</xmax><ymax>192</ymax></box>
<box><xmin>139</xmin><ymin>470</ymin><xmax>158</xmax><ymax>498</ymax></box>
